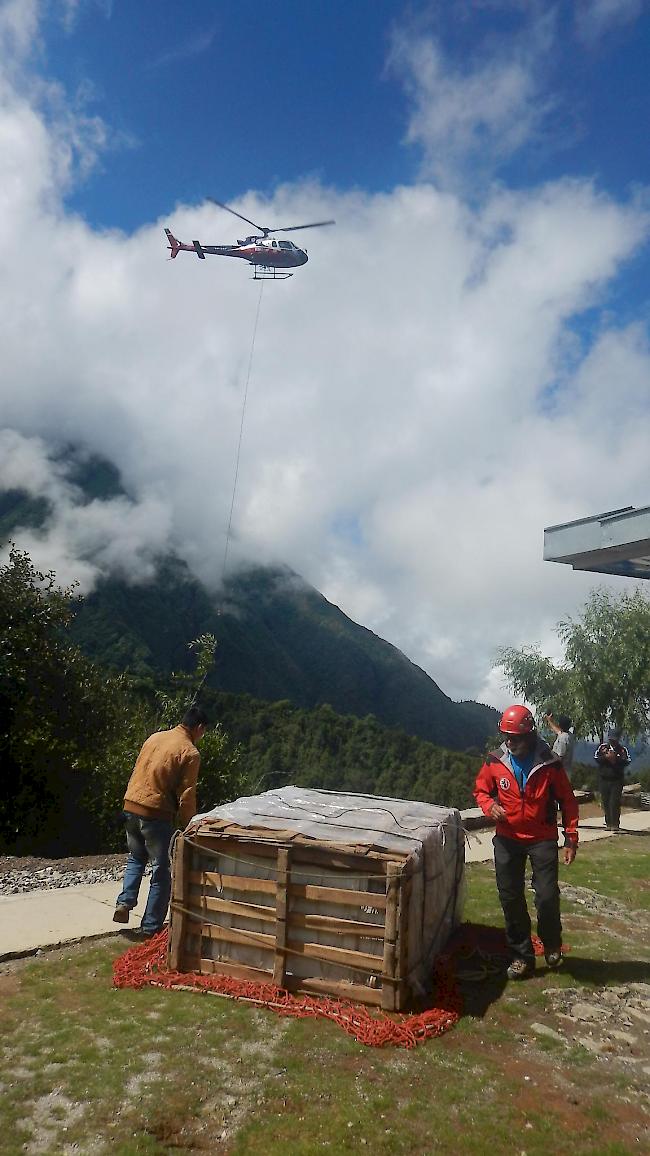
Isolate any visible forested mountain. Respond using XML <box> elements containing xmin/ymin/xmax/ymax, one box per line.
<box><xmin>201</xmin><ymin>691</ymin><xmax>484</xmax><ymax>812</ymax></box>
<box><xmin>69</xmin><ymin>559</ymin><xmax>497</xmax><ymax>751</ymax></box>
<box><xmin>0</xmin><ymin>455</ymin><xmax>499</xmax><ymax>752</ymax></box>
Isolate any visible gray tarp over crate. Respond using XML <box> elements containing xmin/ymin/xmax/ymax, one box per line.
<box><xmin>189</xmin><ymin>787</ymin><xmax>465</xmax><ymax>996</ymax></box>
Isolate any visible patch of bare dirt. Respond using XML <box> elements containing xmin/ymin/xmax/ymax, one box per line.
<box><xmin>0</xmin><ymin>854</ymin><xmax>126</xmax><ymax>875</ymax></box>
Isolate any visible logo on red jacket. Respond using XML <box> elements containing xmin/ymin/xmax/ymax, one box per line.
<box><xmin>499</xmin><ymin>777</ymin><xmax>510</xmax><ymax>789</ymax></box>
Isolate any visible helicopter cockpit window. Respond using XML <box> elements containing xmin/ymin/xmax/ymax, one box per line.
<box><xmin>278</xmin><ymin>241</ymin><xmax>292</xmax><ymax>249</ymax></box>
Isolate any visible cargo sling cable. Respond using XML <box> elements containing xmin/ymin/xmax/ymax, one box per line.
<box><xmin>188</xmin><ymin>282</ymin><xmax>265</xmax><ymax>710</ymax></box>
<box><xmin>220</xmin><ymin>280</ymin><xmax>265</xmax><ymax>591</ymax></box>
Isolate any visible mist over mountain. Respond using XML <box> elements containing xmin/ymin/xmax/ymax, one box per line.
<box><xmin>0</xmin><ymin>449</ymin><xmax>498</xmax><ymax>751</ymax></box>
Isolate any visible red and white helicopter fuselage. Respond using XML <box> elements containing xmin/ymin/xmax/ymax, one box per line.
<box><xmin>165</xmin><ymin>199</ymin><xmax>333</xmax><ymax>280</ymax></box>
<box><xmin>165</xmin><ymin>228</ymin><xmax>308</xmax><ymax>277</ymax></box>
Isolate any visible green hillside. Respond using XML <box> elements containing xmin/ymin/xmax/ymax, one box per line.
<box><xmin>202</xmin><ymin>690</ymin><xmax>483</xmax><ymax>810</ymax></box>
<box><xmin>68</xmin><ymin>559</ymin><xmax>497</xmax><ymax>751</ymax></box>
<box><xmin>0</xmin><ymin>454</ymin><xmax>498</xmax><ymax>752</ymax></box>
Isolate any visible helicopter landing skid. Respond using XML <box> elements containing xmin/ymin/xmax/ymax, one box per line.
<box><xmin>252</xmin><ymin>265</ymin><xmax>293</xmax><ymax>280</ymax></box>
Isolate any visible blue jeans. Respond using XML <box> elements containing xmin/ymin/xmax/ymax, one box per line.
<box><xmin>116</xmin><ymin>812</ymin><xmax>174</xmax><ymax>933</ymax></box>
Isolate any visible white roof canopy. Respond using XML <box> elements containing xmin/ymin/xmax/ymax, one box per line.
<box><xmin>544</xmin><ymin>505</ymin><xmax>650</xmax><ymax>579</ymax></box>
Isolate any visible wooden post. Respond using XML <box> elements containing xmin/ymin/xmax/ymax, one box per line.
<box><xmin>273</xmin><ymin>847</ymin><xmax>290</xmax><ymax>989</ymax></box>
<box><xmin>381</xmin><ymin>861</ymin><xmax>401</xmax><ymax>1010</ymax></box>
<box><xmin>169</xmin><ymin>833</ymin><xmax>190</xmax><ymax>971</ymax></box>
<box><xmin>396</xmin><ymin>873</ymin><xmax>412</xmax><ymax>1011</ymax></box>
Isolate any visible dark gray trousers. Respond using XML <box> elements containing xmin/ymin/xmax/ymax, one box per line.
<box><xmin>493</xmin><ymin>835</ymin><xmax>562</xmax><ymax>966</ymax></box>
<box><xmin>599</xmin><ymin>777</ymin><xmax>623</xmax><ymax>829</ymax></box>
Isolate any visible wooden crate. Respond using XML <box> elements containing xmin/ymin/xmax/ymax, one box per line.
<box><xmin>167</xmin><ymin>826</ymin><xmax>423</xmax><ymax>1009</ymax></box>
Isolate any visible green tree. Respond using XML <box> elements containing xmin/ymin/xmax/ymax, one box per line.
<box><xmin>69</xmin><ymin>634</ymin><xmax>250</xmax><ymax>851</ymax></box>
<box><xmin>498</xmin><ymin>587</ymin><xmax>650</xmax><ymax>741</ymax></box>
<box><xmin>147</xmin><ymin>634</ymin><xmax>248</xmax><ymax>819</ymax></box>
<box><xmin>0</xmin><ymin>546</ymin><xmax>127</xmax><ymax>852</ymax></box>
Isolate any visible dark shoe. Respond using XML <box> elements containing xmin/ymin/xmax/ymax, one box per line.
<box><xmin>122</xmin><ymin>927</ymin><xmax>160</xmax><ymax>942</ymax></box>
<box><xmin>507</xmin><ymin>958</ymin><xmax>534</xmax><ymax>980</ymax></box>
<box><xmin>545</xmin><ymin>950</ymin><xmax>563</xmax><ymax>969</ymax></box>
<box><xmin>112</xmin><ymin>905</ymin><xmax>130</xmax><ymax>924</ymax></box>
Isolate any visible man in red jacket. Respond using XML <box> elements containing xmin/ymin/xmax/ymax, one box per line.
<box><xmin>474</xmin><ymin>705</ymin><xmax>579</xmax><ymax>980</ymax></box>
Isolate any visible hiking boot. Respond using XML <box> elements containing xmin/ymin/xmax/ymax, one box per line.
<box><xmin>545</xmin><ymin>950</ymin><xmax>563</xmax><ymax>969</ymax></box>
<box><xmin>112</xmin><ymin>905</ymin><xmax>130</xmax><ymax>924</ymax></box>
<box><xmin>506</xmin><ymin>958</ymin><xmax>534</xmax><ymax>980</ymax></box>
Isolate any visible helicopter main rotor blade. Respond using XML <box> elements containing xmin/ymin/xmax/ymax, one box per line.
<box><xmin>207</xmin><ymin>197</ymin><xmax>265</xmax><ymax>233</ymax></box>
<box><xmin>267</xmin><ymin>220</ymin><xmax>336</xmax><ymax>234</ymax></box>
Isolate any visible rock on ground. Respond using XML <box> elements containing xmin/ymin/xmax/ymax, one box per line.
<box><xmin>0</xmin><ymin>854</ymin><xmax>128</xmax><ymax>895</ymax></box>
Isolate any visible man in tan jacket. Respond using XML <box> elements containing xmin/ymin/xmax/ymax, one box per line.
<box><xmin>113</xmin><ymin>706</ymin><xmax>208</xmax><ymax>935</ymax></box>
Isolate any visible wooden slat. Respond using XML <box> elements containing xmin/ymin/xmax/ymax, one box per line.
<box><xmin>202</xmin><ymin>922</ymin><xmax>275</xmax><ymax>952</ymax></box>
<box><xmin>190</xmin><ymin>870</ymin><xmax>277</xmax><ymax>895</ymax></box>
<box><xmin>191</xmin><ymin>870</ymin><xmax>386</xmax><ymax>910</ymax></box>
<box><xmin>273</xmin><ymin>847</ymin><xmax>290</xmax><ymax>988</ymax></box>
<box><xmin>288</xmin><ymin>845</ymin><xmax>389</xmax><ymax>873</ymax></box>
<box><xmin>291</xmin><ymin>975</ymin><xmax>383</xmax><ymax>1007</ymax></box>
<box><xmin>196</xmin><ymin>960</ymin><xmax>384</xmax><ymax>1007</ymax></box>
<box><xmin>284</xmin><ymin>938</ymin><xmax>383</xmax><ymax>973</ymax></box>
<box><xmin>201</xmin><ymin>921</ymin><xmax>383</xmax><ymax>973</ymax></box>
<box><xmin>190</xmin><ymin>830</ymin><xmax>396</xmax><ymax>870</ymax></box>
<box><xmin>381</xmin><ymin>861</ymin><xmax>401</xmax><ymax>1011</ymax></box>
<box><xmin>188</xmin><ymin>892</ymin><xmax>385</xmax><ymax>938</ymax></box>
<box><xmin>189</xmin><ymin>836</ymin><xmax>281</xmax><ymax>862</ymax></box>
<box><xmin>194</xmin><ymin>894</ymin><xmax>277</xmax><ymax>923</ymax></box>
<box><xmin>199</xmin><ymin>957</ymin><xmax>274</xmax><ymax>983</ymax></box>
<box><xmin>293</xmin><ymin>913</ymin><xmax>385</xmax><ymax>938</ymax></box>
<box><xmin>289</xmin><ymin>883</ymin><xmax>387</xmax><ymax>909</ymax></box>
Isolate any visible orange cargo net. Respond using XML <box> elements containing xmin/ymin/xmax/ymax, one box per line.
<box><xmin>112</xmin><ymin>930</ymin><xmax>462</xmax><ymax>1049</ymax></box>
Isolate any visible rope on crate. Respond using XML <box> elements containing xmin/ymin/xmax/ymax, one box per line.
<box><xmin>112</xmin><ymin>929</ymin><xmax>462</xmax><ymax>1049</ymax></box>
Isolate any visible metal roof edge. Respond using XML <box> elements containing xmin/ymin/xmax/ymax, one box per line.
<box><xmin>544</xmin><ymin>507</ymin><xmax>634</xmax><ymax>533</ymax></box>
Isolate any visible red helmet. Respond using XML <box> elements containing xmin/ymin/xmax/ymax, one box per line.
<box><xmin>499</xmin><ymin>705</ymin><xmax>536</xmax><ymax>735</ymax></box>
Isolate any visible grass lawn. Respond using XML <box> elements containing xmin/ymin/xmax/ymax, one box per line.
<box><xmin>0</xmin><ymin>836</ymin><xmax>648</xmax><ymax>1155</ymax></box>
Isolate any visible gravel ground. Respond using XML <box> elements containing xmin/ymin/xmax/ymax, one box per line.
<box><xmin>0</xmin><ymin>854</ymin><xmax>128</xmax><ymax>895</ymax></box>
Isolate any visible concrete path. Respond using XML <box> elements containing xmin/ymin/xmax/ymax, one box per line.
<box><xmin>1</xmin><ymin>812</ymin><xmax>649</xmax><ymax>961</ymax></box>
<box><xmin>0</xmin><ymin>881</ymin><xmax>144</xmax><ymax>960</ymax></box>
<box><xmin>464</xmin><ymin>809</ymin><xmax>650</xmax><ymax>863</ymax></box>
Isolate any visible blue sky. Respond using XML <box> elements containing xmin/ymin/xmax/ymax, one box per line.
<box><xmin>42</xmin><ymin>1</ymin><xmax>650</xmax><ymax>233</ymax></box>
<box><xmin>43</xmin><ymin>0</ymin><xmax>409</xmax><ymax>229</ymax></box>
<box><xmin>1</xmin><ymin>0</ymin><xmax>650</xmax><ymax>705</ymax></box>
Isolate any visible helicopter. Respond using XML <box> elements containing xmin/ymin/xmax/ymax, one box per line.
<box><xmin>164</xmin><ymin>197</ymin><xmax>335</xmax><ymax>279</ymax></box>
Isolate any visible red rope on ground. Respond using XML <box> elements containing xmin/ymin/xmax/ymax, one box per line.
<box><xmin>112</xmin><ymin>924</ymin><xmax>569</xmax><ymax>1048</ymax></box>
<box><xmin>112</xmin><ymin>930</ymin><xmax>462</xmax><ymax>1049</ymax></box>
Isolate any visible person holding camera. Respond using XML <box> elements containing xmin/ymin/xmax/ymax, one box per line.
<box><xmin>544</xmin><ymin>711</ymin><xmax>576</xmax><ymax>778</ymax></box>
<box><xmin>594</xmin><ymin>730</ymin><xmax>630</xmax><ymax>831</ymax></box>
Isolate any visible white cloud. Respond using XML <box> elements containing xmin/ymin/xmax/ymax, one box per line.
<box><xmin>147</xmin><ymin>26</ymin><xmax>217</xmax><ymax>70</ymax></box>
<box><xmin>575</xmin><ymin>0</ymin><xmax>644</xmax><ymax>44</ymax></box>
<box><xmin>0</xmin><ymin>432</ymin><xmax>172</xmax><ymax>589</ymax></box>
<box><xmin>388</xmin><ymin>15</ymin><xmax>554</xmax><ymax>187</ymax></box>
<box><xmin>0</xmin><ymin>6</ymin><xmax>649</xmax><ymax>708</ymax></box>
<box><xmin>0</xmin><ymin>0</ymin><xmax>40</xmax><ymax>66</ymax></box>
